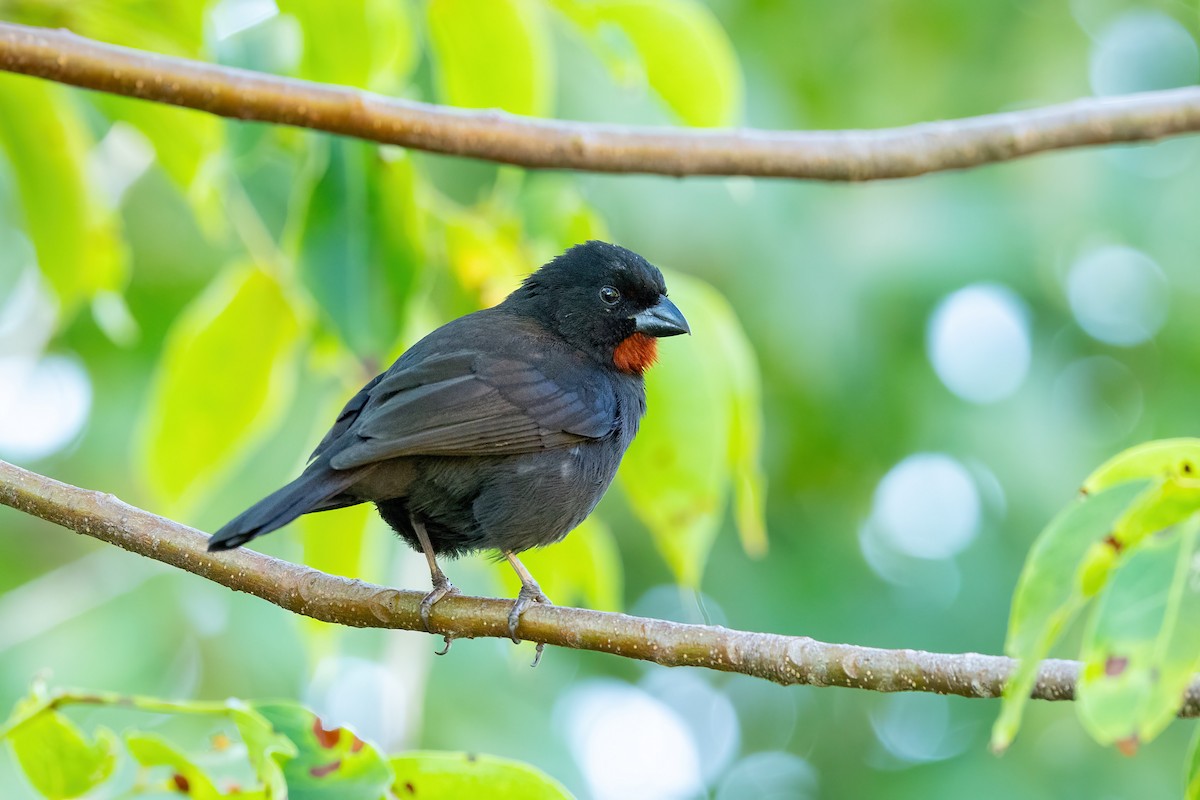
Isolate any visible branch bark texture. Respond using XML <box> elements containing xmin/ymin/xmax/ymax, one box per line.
<box><xmin>2</xmin><ymin>21</ymin><xmax>1200</xmax><ymax>181</ymax></box>
<box><xmin>2</xmin><ymin>459</ymin><xmax>1199</xmax><ymax>714</ymax></box>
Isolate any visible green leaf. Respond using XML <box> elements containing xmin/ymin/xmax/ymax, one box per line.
<box><xmin>296</xmin><ymin>140</ymin><xmax>426</xmax><ymax>355</ymax></box>
<box><xmin>139</xmin><ymin>263</ymin><xmax>303</xmax><ymax>510</ymax></box>
<box><xmin>1187</xmin><ymin>724</ymin><xmax>1200</xmax><ymax>800</ymax></box>
<box><xmin>1076</xmin><ymin>518</ymin><xmax>1200</xmax><ymax>748</ymax></box>
<box><xmin>618</xmin><ymin>273</ymin><xmax>765</xmax><ymax>586</ymax></box>
<box><xmin>74</xmin><ymin>0</ymin><xmax>207</xmax><ymax>56</ymax></box>
<box><xmin>443</xmin><ymin>207</ymin><xmax>529</xmax><ymax>308</ymax></box>
<box><xmin>4</xmin><ymin>708</ymin><xmax>117</xmax><ymax>800</ymax></box>
<box><xmin>991</xmin><ymin>482</ymin><xmax>1146</xmax><ymax>752</ymax></box>
<box><xmin>0</xmin><ymin>76</ymin><xmax>126</xmax><ymax>315</ymax></box>
<box><xmin>252</xmin><ymin>702</ymin><xmax>393</xmax><ymax>800</ymax></box>
<box><xmin>279</xmin><ymin>0</ymin><xmax>419</xmax><ymax>91</ymax></box>
<box><xmin>126</xmin><ymin>731</ymin><xmax>225</xmax><ymax>800</ymax></box>
<box><xmin>427</xmin><ymin>0</ymin><xmax>554</xmax><ymax>116</ymax></box>
<box><xmin>227</xmin><ymin>702</ymin><xmax>297</xmax><ymax>800</ymax></box>
<box><xmin>497</xmin><ymin>517</ymin><xmax>623</xmax><ymax>612</ymax></box>
<box><xmin>1083</xmin><ymin>438</ymin><xmax>1200</xmax><ymax>495</ymax></box>
<box><xmin>390</xmin><ymin>751</ymin><xmax>573</xmax><ymax>800</ymax></box>
<box><xmin>594</xmin><ymin>0</ymin><xmax>742</xmax><ymax>127</ymax></box>
<box><xmin>90</xmin><ymin>94</ymin><xmax>224</xmax><ymax>226</ymax></box>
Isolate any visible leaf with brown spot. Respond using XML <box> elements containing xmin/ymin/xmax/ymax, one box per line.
<box><xmin>312</xmin><ymin>717</ymin><xmax>342</xmax><ymax>749</ymax></box>
<box><xmin>1078</xmin><ymin>518</ymin><xmax>1200</xmax><ymax>747</ymax></box>
<box><xmin>310</xmin><ymin>759</ymin><xmax>342</xmax><ymax>778</ymax></box>
<box><xmin>390</xmin><ymin>751</ymin><xmax>571</xmax><ymax>799</ymax></box>
<box><xmin>252</xmin><ymin>701</ymin><xmax>391</xmax><ymax>798</ymax></box>
<box><xmin>1104</xmin><ymin>656</ymin><xmax>1129</xmax><ymax>677</ymax></box>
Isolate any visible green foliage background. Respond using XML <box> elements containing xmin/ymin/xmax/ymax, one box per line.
<box><xmin>2</xmin><ymin>0</ymin><xmax>1200</xmax><ymax>797</ymax></box>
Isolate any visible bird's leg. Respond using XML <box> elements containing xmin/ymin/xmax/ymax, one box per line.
<box><xmin>504</xmin><ymin>551</ymin><xmax>552</xmax><ymax>666</ymax></box>
<box><xmin>414</xmin><ymin>518</ymin><xmax>458</xmax><ymax>642</ymax></box>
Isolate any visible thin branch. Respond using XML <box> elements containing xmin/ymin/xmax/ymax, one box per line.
<box><xmin>1</xmin><ymin>460</ymin><xmax>1198</xmax><ymax>714</ymax></box>
<box><xmin>2</xmin><ymin>22</ymin><xmax>1200</xmax><ymax>181</ymax></box>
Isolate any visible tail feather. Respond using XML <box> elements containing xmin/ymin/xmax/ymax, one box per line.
<box><xmin>207</xmin><ymin>461</ymin><xmax>362</xmax><ymax>551</ymax></box>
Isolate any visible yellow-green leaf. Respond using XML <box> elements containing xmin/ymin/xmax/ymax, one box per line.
<box><xmin>1077</xmin><ymin>518</ymin><xmax>1200</xmax><ymax>747</ymax></box>
<box><xmin>0</xmin><ymin>76</ymin><xmax>126</xmax><ymax>314</ymax></box>
<box><xmin>1082</xmin><ymin>438</ymin><xmax>1200</xmax><ymax>495</ymax></box>
<box><xmin>595</xmin><ymin>0</ymin><xmax>742</xmax><ymax>127</ymax></box>
<box><xmin>4</xmin><ymin>710</ymin><xmax>117</xmax><ymax>800</ymax></box>
<box><xmin>91</xmin><ymin>94</ymin><xmax>225</xmax><ymax>230</ymax></box>
<box><xmin>126</xmin><ymin>731</ymin><xmax>224</xmax><ymax>800</ymax></box>
<box><xmin>427</xmin><ymin>0</ymin><xmax>554</xmax><ymax>116</ymax></box>
<box><xmin>391</xmin><ymin>752</ymin><xmax>572</xmax><ymax>800</ymax></box>
<box><xmin>279</xmin><ymin>0</ymin><xmax>418</xmax><ymax>91</ymax></box>
<box><xmin>140</xmin><ymin>263</ymin><xmax>303</xmax><ymax>510</ymax></box>
<box><xmin>991</xmin><ymin>483</ymin><xmax>1145</xmax><ymax>752</ymax></box>
<box><xmin>618</xmin><ymin>272</ymin><xmax>765</xmax><ymax>586</ymax></box>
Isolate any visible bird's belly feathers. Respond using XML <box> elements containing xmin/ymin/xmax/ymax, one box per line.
<box><xmin>373</xmin><ymin>435</ymin><xmax>628</xmax><ymax>557</ymax></box>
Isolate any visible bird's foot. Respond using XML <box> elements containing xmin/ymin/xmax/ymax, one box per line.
<box><xmin>419</xmin><ymin>573</ymin><xmax>460</xmax><ymax>633</ymax></box>
<box><xmin>508</xmin><ymin>582</ymin><xmax>552</xmax><ymax>667</ymax></box>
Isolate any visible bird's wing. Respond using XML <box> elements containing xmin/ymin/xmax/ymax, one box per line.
<box><xmin>309</xmin><ymin>372</ymin><xmax>385</xmax><ymax>462</ymax></box>
<box><xmin>326</xmin><ymin>351</ymin><xmax>616</xmax><ymax>469</ymax></box>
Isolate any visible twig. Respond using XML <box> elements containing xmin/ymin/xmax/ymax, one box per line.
<box><xmin>2</xmin><ymin>459</ymin><xmax>1198</xmax><ymax>713</ymax></box>
<box><xmin>2</xmin><ymin>21</ymin><xmax>1200</xmax><ymax>181</ymax></box>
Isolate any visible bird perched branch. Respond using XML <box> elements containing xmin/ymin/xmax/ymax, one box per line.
<box><xmin>207</xmin><ymin>241</ymin><xmax>690</xmax><ymax>663</ymax></box>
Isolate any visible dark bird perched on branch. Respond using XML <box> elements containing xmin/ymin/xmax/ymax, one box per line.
<box><xmin>207</xmin><ymin>241</ymin><xmax>689</xmax><ymax>656</ymax></box>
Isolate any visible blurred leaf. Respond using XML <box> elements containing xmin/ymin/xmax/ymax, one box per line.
<box><xmin>991</xmin><ymin>483</ymin><xmax>1145</xmax><ymax>752</ymax></box>
<box><xmin>706</xmin><ymin>278</ymin><xmax>768</xmax><ymax>558</ymax></box>
<box><xmin>618</xmin><ymin>273</ymin><xmax>764</xmax><ymax>586</ymax></box>
<box><xmin>1188</xmin><ymin>724</ymin><xmax>1200</xmax><ymax>800</ymax></box>
<box><xmin>1110</xmin><ymin>479</ymin><xmax>1200</xmax><ymax>554</ymax></box>
<box><xmin>74</xmin><ymin>0</ymin><xmax>206</xmax><ymax>56</ymax></box>
<box><xmin>444</xmin><ymin>208</ymin><xmax>528</xmax><ymax>308</ymax></box>
<box><xmin>594</xmin><ymin>0</ymin><xmax>742</xmax><ymax>127</ymax></box>
<box><xmin>224</xmin><ymin>702</ymin><xmax>297</xmax><ymax>799</ymax></box>
<box><xmin>427</xmin><ymin>0</ymin><xmax>554</xmax><ymax>116</ymax></box>
<box><xmin>252</xmin><ymin>702</ymin><xmax>392</xmax><ymax>799</ymax></box>
<box><xmin>279</xmin><ymin>0</ymin><xmax>418</xmax><ymax>91</ymax></box>
<box><xmin>1082</xmin><ymin>438</ymin><xmax>1200</xmax><ymax>496</ymax></box>
<box><xmin>90</xmin><ymin>95</ymin><xmax>225</xmax><ymax>232</ymax></box>
<box><xmin>519</xmin><ymin>178</ymin><xmax>611</xmax><ymax>262</ymax></box>
<box><xmin>301</xmin><ymin>504</ymin><xmax>375</xmax><ymax>582</ymax></box>
<box><xmin>126</xmin><ymin>731</ymin><xmax>225</xmax><ymax>800</ymax></box>
<box><xmin>1076</xmin><ymin>518</ymin><xmax>1200</xmax><ymax>748</ymax></box>
<box><xmin>0</xmin><ymin>76</ymin><xmax>126</xmax><ymax>314</ymax></box>
<box><xmin>297</xmin><ymin>140</ymin><xmax>425</xmax><ymax>356</ymax></box>
<box><xmin>390</xmin><ymin>751</ymin><xmax>572</xmax><ymax>800</ymax></box>
<box><xmin>497</xmin><ymin>517</ymin><xmax>623</xmax><ymax>612</ymax></box>
<box><xmin>140</xmin><ymin>263</ymin><xmax>303</xmax><ymax>509</ymax></box>
<box><xmin>2</xmin><ymin>704</ymin><xmax>117</xmax><ymax>800</ymax></box>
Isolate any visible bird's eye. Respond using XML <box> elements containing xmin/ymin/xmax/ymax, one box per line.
<box><xmin>599</xmin><ymin>286</ymin><xmax>621</xmax><ymax>305</ymax></box>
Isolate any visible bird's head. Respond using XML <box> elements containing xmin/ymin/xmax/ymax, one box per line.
<box><xmin>504</xmin><ymin>241</ymin><xmax>690</xmax><ymax>375</ymax></box>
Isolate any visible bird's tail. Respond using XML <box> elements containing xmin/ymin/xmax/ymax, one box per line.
<box><xmin>207</xmin><ymin>458</ymin><xmax>362</xmax><ymax>551</ymax></box>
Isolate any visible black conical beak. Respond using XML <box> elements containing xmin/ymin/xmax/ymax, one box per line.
<box><xmin>633</xmin><ymin>295</ymin><xmax>690</xmax><ymax>337</ymax></box>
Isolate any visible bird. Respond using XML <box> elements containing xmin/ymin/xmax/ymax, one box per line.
<box><xmin>206</xmin><ymin>241</ymin><xmax>690</xmax><ymax>655</ymax></box>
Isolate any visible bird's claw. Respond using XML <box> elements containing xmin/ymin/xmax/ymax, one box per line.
<box><xmin>508</xmin><ymin>582</ymin><xmax>552</xmax><ymax>666</ymax></box>
<box><xmin>433</xmin><ymin>635</ymin><xmax>454</xmax><ymax>656</ymax></box>
<box><xmin>419</xmin><ymin>575</ymin><xmax>460</xmax><ymax>633</ymax></box>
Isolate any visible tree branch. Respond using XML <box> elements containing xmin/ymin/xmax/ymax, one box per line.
<box><xmin>2</xmin><ymin>459</ymin><xmax>1198</xmax><ymax>714</ymax></box>
<box><xmin>2</xmin><ymin>21</ymin><xmax>1200</xmax><ymax>181</ymax></box>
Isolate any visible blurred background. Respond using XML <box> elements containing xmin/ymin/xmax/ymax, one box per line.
<box><xmin>1</xmin><ymin>0</ymin><xmax>1199</xmax><ymax>797</ymax></box>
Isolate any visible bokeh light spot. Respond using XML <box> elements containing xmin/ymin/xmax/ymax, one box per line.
<box><xmin>716</xmin><ymin>751</ymin><xmax>817</xmax><ymax>800</ymax></box>
<box><xmin>870</xmin><ymin>694</ymin><xmax>967</xmax><ymax>765</ymax></box>
<box><xmin>871</xmin><ymin>454</ymin><xmax>980</xmax><ymax>560</ymax></box>
<box><xmin>560</xmin><ymin>680</ymin><xmax>702</xmax><ymax>800</ymax></box>
<box><xmin>1089</xmin><ymin>11</ymin><xmax>1199</xmax><ymax>96</ymax></box>
<box><xmin>927</xmin><ymin>284</ymin><xmax>1031</xmax><ymax>403</ymax></box>
<box><xmin>0</xmin><ymin>355</ymin><xmax>92</xmax><ymax>461</ymax></box>
<box><xmin>1066</xmin><ymin>245</ymin><xmax>1168</xmax><ymax>346</ymax></box>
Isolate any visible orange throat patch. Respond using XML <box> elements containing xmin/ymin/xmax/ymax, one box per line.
<box><xmin>613</xmin><ymin>333</ymin><xmax>658</xmax><ymax>374</ymax></box>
